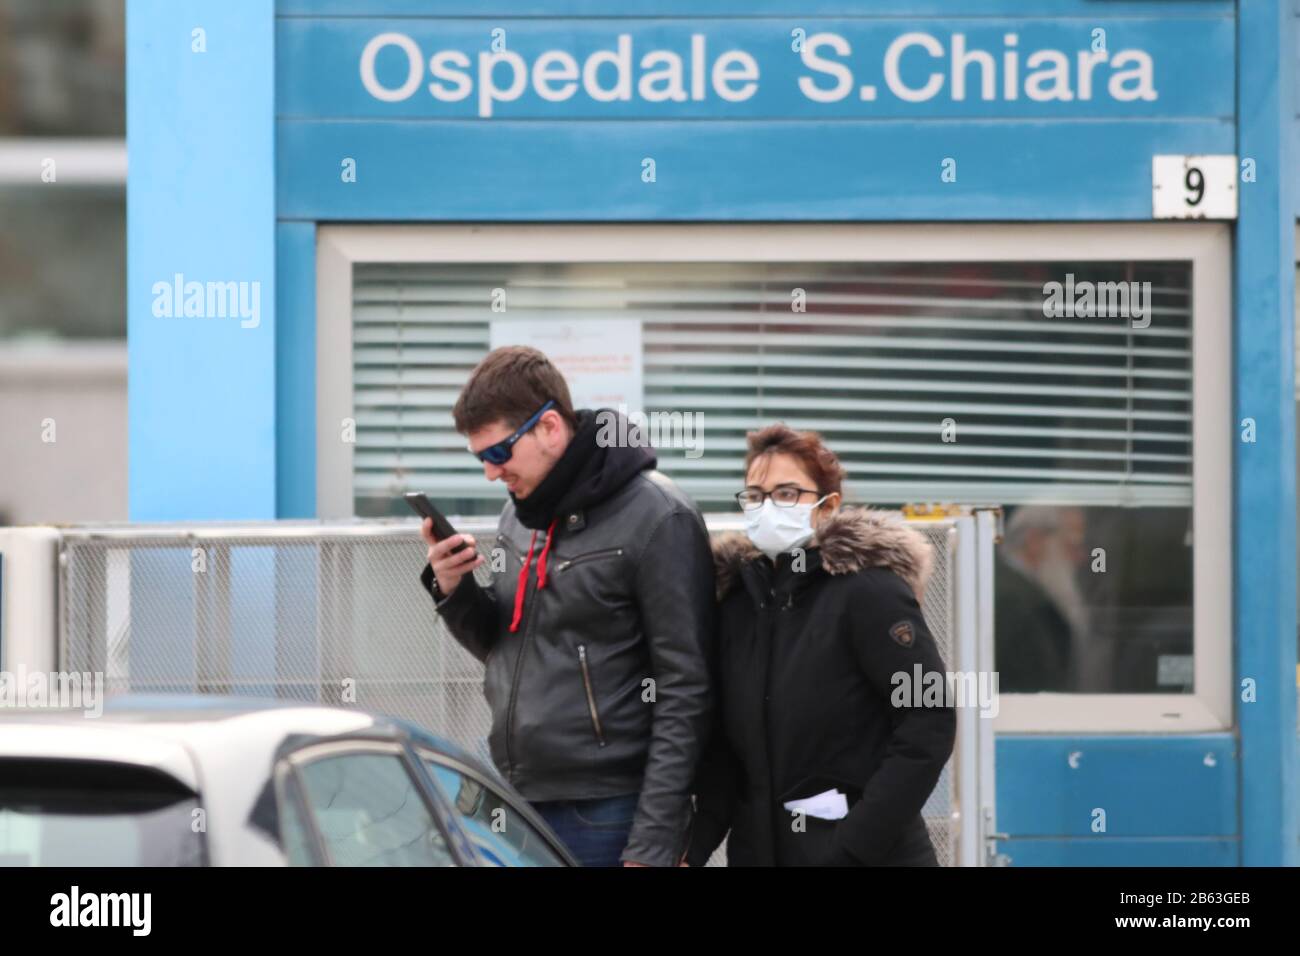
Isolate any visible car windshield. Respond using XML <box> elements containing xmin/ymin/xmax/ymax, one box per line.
<box><xmin>0</xmin><ymin>760</ymin><xmax>206</xmax><ymax>866</ymax></box>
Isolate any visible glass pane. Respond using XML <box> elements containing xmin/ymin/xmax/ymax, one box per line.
<box><xmin>423</xmin><ymin>759</ymin><xmax>565</xmax><ymax>867</ymax></box>
<box><xmin>0</xmin><ymin>760</ymin><xmax>204</xmax><ymax>866</ymax></box>
<box><xmin>297</xmin><ymin>753</ymin><xmax>454</xmax><ymax>867</ymax></box>
<box><xmin>278</xmin><ymin>781</ymin><xmax>316</xmax><ymax>867</ymax></box>
<box><xmin>0</xmin><ymin>186</ymin><xmax>125</xmax><ymax>340</ymax></box>
<box><xmin>351</xmin><ymin>260</ymin><xmax>1192</xmax><ymax>517</ymax></box>
<box><xmin>0</xmin><ymin>0</ymin><xmax>125</xmax><ymax>136</ymax></box>
<box><xmin>995</xmin><ymin>505</ymin><xmax>1192</xmax><ymax>694</ymax></box>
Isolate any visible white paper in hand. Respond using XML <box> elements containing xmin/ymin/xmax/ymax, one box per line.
<box><xmin>782</xmin><ymin>788</ymin><xmax>849</xmax><ymax>821</ymax></box>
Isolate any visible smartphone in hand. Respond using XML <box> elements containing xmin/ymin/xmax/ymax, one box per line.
<box><xmin>405</xmin><ymin>493</ymin><xmax>470</xmax><ymax>555</ymax></box>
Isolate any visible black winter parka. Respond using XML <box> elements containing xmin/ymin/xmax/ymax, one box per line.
<box><xmin>687</xmin><ymin>508</ymin><xmax>956</xmax><ymax>867</ymax></box>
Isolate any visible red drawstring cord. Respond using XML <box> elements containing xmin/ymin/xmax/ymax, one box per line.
<box><xmin>536</xmin><ymin>519</ymin><xmax>558</xmax><ymax>589</ymax></box>
<box><xmin>508</xmin><ymin>529</ymin><xmax>538</xmax><ymax>634</ymax></box>
<box><xmin>507</xmin><ymin>519</ymin><xmax>558</xmax><ymax>634</ymax></box>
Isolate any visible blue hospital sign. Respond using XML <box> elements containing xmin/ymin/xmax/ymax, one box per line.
<box><xmin>356</xmin><ymin>30</ymin><xmax>1158</xmax><ymax>117</ymax></box>
<box><xmin>278</xmin><ymin>19</ymin><xmax>1230</xmax><ymax>119</ymax></box>
<box><xmin>273</xmin><ymin>14</ymin><xmax>1234</xmax><ymax>220</ymax></box>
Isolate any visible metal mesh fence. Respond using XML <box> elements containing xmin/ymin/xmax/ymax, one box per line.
<box><xmin>917</xmin><ymin>522</ymin><xmax>957</xmax><ymax>867</ymax></box>
<box><xmin>58</xmin><ymin>517</ymin><xmax>961</xmax><ymax>865</ymax></box>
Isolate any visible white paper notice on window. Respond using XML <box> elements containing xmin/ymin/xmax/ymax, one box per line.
<box><xmin>489</xmin><ymin>318</ymin><xmax>643</xmax><ymax>413</ymax></box>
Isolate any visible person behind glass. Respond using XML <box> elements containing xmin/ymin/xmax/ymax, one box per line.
<box><xmin>686</xmin><ymin>424</ymin><xmax>956</xmax><ymax>866</ymax></box>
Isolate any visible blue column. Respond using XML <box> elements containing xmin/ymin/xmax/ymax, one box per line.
<box><xmin>1234</xmin><ymin>0</ymin><xmax>1298</xmax><ymax>867</ymax></box>
<box><xmin>276</xmin><ymin>222</ymin><xmax>317</xmax><ymax>518</ymax></box>
<box><xmin>127</xmin><ymin>0</ymin><xmax>276</xmax><ymax>520</ymax></box>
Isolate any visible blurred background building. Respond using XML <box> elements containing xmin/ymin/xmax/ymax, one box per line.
<box><xmin>0</xmin><ymin>0</ymin><xmax>126</xmax><ymax>525</ymax></box>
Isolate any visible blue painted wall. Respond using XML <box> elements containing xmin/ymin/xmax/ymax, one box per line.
<box><xmin>279</xmin><ymin>120</ymin><xmax>1234</xmax><ymax>222</ymax></box>
<box><xmin>996</xmin><ymin>735</ymin><xmax>1239</xmax><ymax>866</ymax></box>
<box><xmin>278</xmin><ymin>0</ymin><xmax>1233</xmax><ymax>15</ymax></box>
<box><xmin>275</xmin><ymin>222</ymin><xmax>316</xmax><ymax>519</ymax></box>
<box><xmin>1234</xmin><ymin>0</ymin><xmax>1298</xmax><ymax>867</ymax></box>
<box><xmin>128</xmin><ymin>0</ymin><xmax>277</xmax><ymax>520</ymax></box>
<box><xmin>1294</xmin><ymin>0</ymin><xmax>1300</xmax><ymax>216</ymax></box>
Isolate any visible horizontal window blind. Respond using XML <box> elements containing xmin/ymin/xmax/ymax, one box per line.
<box><xmin>351</xmin><ymin>260</ymin><xmax>1192</xmax><ymax>516</ymax></box>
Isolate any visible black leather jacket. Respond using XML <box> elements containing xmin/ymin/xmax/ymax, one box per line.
<box><xmin>421</xmin><ymin>470</ymin><xmax>714</xmax><ymax>867</ymax></box>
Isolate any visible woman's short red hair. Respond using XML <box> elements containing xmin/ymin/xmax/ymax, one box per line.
<box><xmin>744</xmin><ymin>423</ymin><xmax>847</xmax><ymax>497</ymax></box>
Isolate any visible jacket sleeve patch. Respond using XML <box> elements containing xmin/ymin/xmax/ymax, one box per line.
<box><xmin>888</xmin><ymin>620</ymin><xmax>916</xmax><ymax>648</ymax></box>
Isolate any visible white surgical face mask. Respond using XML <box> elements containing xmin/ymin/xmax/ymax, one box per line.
<box><xmin>744</xmin><ymin>496</ymin><xmax>828</xmax><ymax>562</ymax></box>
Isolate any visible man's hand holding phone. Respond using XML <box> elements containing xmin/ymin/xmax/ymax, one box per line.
<box><xmin>420</xmin><ymin>519</ymin><xmax>485</xmax><ymax>596</ymax></box>
<box><xmin>407</xmin><ymin>493</ymin><xmax>484</xmax><ymax>597</ymax></box>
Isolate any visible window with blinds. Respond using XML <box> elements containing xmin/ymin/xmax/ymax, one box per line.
<box><xmin>351</xmin><ymin>260</ymin><xmax>1192</xmax><ymax>518</ymax></box>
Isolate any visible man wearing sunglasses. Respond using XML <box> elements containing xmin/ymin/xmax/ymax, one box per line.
<box><xmin>419</xmin><ymin>345</ymin><xmax>713</xmax><ymax>868</ymax></box>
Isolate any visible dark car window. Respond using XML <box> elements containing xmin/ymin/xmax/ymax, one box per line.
<box><xmin>421</xmin><ymin>758</ymin><xmax>565</xmax><ymax>867</ymax></box>
<box><xmin>296</xmin><ymin>752</ymin><xmax>454</xmax><ymax>867</ymax></box>
<box><xmin>0</xmin><ymin>759</ymin><xmax>205</xmax><ymax>866</ymax></box>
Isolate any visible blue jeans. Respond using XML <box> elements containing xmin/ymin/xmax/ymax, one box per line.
<box><xmin>531</xmin><ymin>793</ymin><xmax>639</xmax><ymax>867</ymax></box>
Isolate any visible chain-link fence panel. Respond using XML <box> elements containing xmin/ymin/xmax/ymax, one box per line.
<box><xmin>58</xmin><ymin>517</ymin><xmax>962</xmax><ymax>865</ymax></box>
<box><xmin>60</xmin><ymin>523</ymin><xmax>499</xmax><ymax>767</ymax></box>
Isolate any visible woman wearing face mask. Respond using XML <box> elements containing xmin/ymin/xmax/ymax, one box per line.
<box><xmin>685</xmin><ymin>424</ymin><xmax>956</xmax><ymax>867</ymax></box>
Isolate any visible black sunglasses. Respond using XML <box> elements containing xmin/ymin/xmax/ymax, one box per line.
<box><xmin>472</xmin><ymin>400</ymin><xmax>556</xmax><ymax>465</ymax></box>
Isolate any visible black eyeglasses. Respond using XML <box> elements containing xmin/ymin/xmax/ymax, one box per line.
<box><xmin>735</xmin><ymin>485</ymin><xmax>822</xmax><ymax>511</ymax></box>
<box><xmin>472</xmin><ymin>400</ymin><xmax>556</xmax><ymax>465</ymax></box>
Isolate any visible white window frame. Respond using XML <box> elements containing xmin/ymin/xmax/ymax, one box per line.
<box><xmin>316</xmin><ymin>223</ymin><xmax>1232</xmax><ymax>733</ymax></box>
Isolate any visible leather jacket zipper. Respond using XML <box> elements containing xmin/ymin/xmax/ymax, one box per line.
<box><xmin>504</xmin><ymin>567</ymin><xmax>543</xmax><ymax>778</ymax></box>
<box><xmin>577</xmin><ymin>644</ymin><xmax>607</xmax><ymax>747</ymax></box>
<box><xmin>557</xmin><ymin>547</ymin><xmax>623</xmax><ymax>572</ymax></box>
<box><xmin>678</xmin><ymin>802</ymin><xmax>696</xmax><ymax>866</ymax></box>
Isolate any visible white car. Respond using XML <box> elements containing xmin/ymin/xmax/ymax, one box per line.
<box><xmin>0</xmin><ymin>695</ymin><xmax>577</xmax><ymax>867</ymax></box>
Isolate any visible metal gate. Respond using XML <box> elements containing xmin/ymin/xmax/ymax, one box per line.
<box><xmin>0</xmin><ymin>513</ymin><xmax>998</xmax><ymax>865</ymax></box>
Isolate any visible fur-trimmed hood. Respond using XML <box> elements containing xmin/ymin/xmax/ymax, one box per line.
<box><xmin>712</xmin><ymin>507</ymin><xmax>934</xmax><ymax>602</ymax></box>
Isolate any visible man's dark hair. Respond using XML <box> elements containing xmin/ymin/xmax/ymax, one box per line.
<box><xmin>453</xmin><ymin>346</ymin><xmax>578</xmax><ymax>434</ymax></box>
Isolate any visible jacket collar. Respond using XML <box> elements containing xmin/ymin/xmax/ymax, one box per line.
<box><xmin>712</xmin><ymin>507</ymin><xmax>934</xmax><ymax>602</ymax></box>
<box><xmin>739</xmin><ymin>547</ymin><xmax>825</xmax><ymax>609</ymax></box>
<box><xmin>511</xmin><ymin>408</ymin><xmax>656</xmax><ymax>531</ymax></box>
